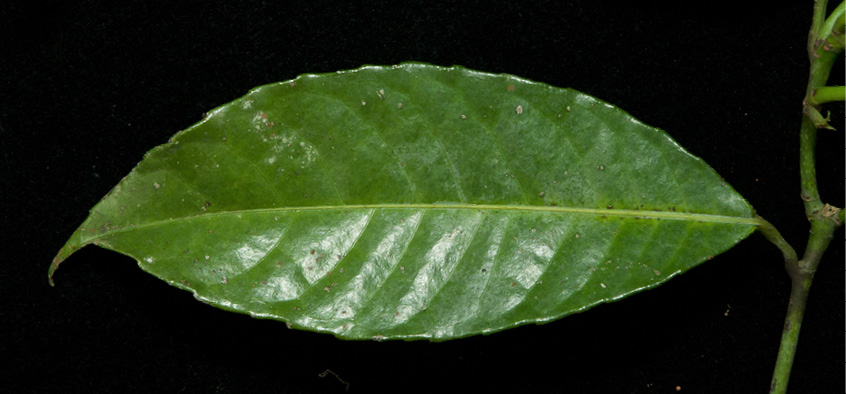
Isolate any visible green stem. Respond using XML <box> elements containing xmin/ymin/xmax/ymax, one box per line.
<box><xmin>769</xmin><ymin>270</ymin><xmax>810</xmax><ymax>394</ymax></box>
<box><xmin>820</xmin><ymin>1</ymin><xmax>845</xmax><ymax>50</ymax></box>
<box><xmin>799</xmin><ymin>115</ymin><xmax>823</xmax><ymax>207</ymax></box>
<box><xmin>756</xmin><ymin>216</ymin><xmax>798</xmax><ymax>266</ymax></box>
<box><xmin>769</xmin><ymin>2</ymin><xmax>844</xmax><ymax>393</ymax></box>
<box><xmin>770</xmin><ymin>219</ymin><xmax>837</xmax><ymax>394</ymax></box>
<box><xmin>811</xmin><ymin>85</ymin><xmax>846</xmax><ymax>104</ymax></box>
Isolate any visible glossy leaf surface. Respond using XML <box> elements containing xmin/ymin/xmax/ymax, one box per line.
<box><xmin>51</xmin><ymin>63</ymin><xmax>759</xmax><ymax>340</ymax></box>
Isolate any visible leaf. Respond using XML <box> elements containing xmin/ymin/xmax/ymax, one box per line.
<box><xmin>50</xmin><ymin>63</ymin><xmax>759</xmax><ymax>341</ymax></box>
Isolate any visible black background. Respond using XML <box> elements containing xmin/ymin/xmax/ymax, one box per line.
<box><xmin>2</xmin><ymin>1</ymin><xmax>843</xmax><ymax>393</ymax></box>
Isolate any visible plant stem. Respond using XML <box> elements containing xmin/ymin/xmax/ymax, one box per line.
<box><xmin>811</xmin><ymin>85</ymin><xmax>845</xmax><ymax>104</ymax></box>
<box><xmin>768</xmin><ymin>1</ymin><xmax>844</xmax><ymax>393</ymax></box>
<box><xmin>769</xmin><ymin>219</ymin><xmax>837</xmax><ymax>394</ymax></box>
<box><xmin>756</xmin><ymin>216</ymin><xmax>798</xmax><ymax>266</ymax></box>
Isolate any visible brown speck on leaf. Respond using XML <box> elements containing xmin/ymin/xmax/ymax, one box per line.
<box><xmin>507</xmin><ymin>84</ymin><xmax>515</xmax><ymax>92</ymax></box>
<box><xmin>311</xmin><ymin>250</ymin><xmax>316</xmax><ymax>255</ymax></box>
<box><xmin>538</xmin><ymin>191</ymin><xmax>545</xmax><ymax>197</ymax></box>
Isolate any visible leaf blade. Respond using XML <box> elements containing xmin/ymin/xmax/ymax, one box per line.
<box><xmin>51</xmin><ymin>63</ymin><xmax>758</xmax><ymax>340</ymax></box>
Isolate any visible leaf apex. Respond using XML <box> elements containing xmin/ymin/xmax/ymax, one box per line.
<box><xmin>48</xmin><ymin>243</ymin><xmax>81</xmax><ymax>286</ymax></box>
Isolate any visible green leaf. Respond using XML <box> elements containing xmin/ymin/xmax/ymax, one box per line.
<box><xmin>50</xmin><ymin>63</ymin><xmax>759</xmax><ymax>341</ymax></box>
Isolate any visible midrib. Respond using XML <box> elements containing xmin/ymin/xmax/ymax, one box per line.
<box><xmin>82</xmin><ymin>203</ymin><xmax>761</xmax><ymax>242</ymax></box>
